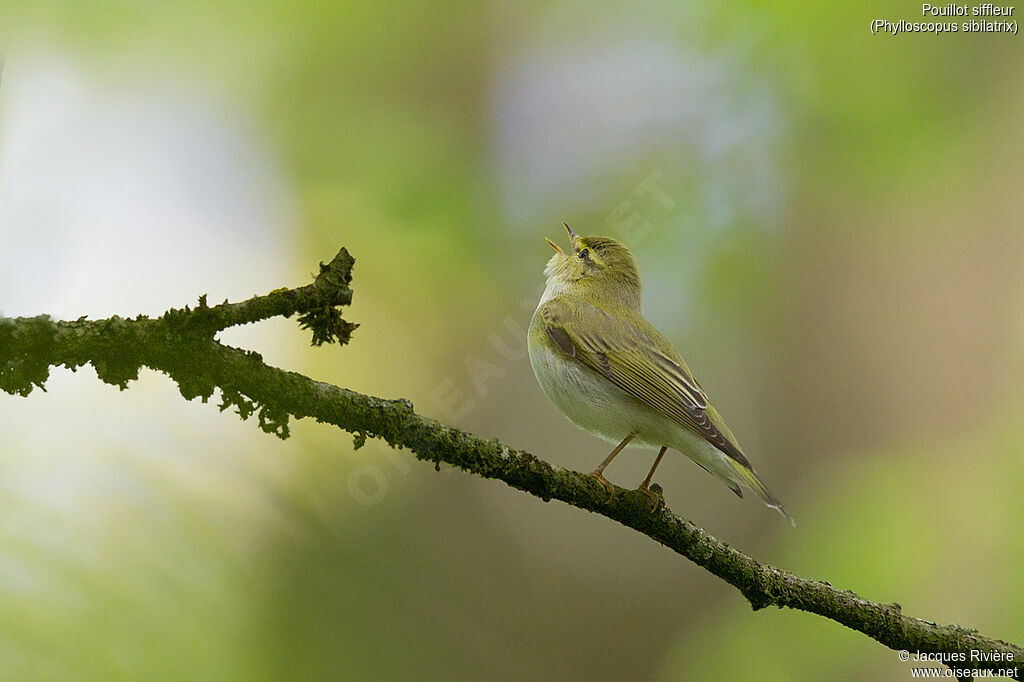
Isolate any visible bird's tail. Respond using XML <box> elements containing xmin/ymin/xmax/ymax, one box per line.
<box><xmin>729</xmin><ymin>460</ymin><xmax>795</xmax><ymax>526</ymax></box>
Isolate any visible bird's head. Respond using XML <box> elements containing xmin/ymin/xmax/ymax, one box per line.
<box><xmin>543</xmin><ymin>223</ymin><xmax>641</xmax><ymax>309</ymax></box>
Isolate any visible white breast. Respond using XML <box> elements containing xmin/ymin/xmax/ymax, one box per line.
<box><xmin>528</xmin><ymin>329</ymin><xmax>667</xmax><ymax>447</ymax></box>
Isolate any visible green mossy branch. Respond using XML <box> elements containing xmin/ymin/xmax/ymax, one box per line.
<box><xmin>0</xmin><ymin>248</ymin><xmax>1019</xmax><ymax>677</ymax></box>
<box><xmin>0</xmin><ymin>248</ymin><xmax>356</xmax><ymax>434</ymax></box>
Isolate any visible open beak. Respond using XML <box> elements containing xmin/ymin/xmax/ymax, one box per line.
<box><xmin>545</xmin><ymin>223</ymin><xmax>579</xmax><ymax>255</ymax></box>
<box><xmin>563</xmin><ymin>222</ymin><xmax>581</xmax><ymax>249</ymax></box>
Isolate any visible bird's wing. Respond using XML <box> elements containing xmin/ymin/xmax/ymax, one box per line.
<box><xmin>538</xmin><ymin>297</ymin><xmax>751</xmax><ymax>468</ymax></box>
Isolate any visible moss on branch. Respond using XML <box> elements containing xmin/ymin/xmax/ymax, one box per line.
<box><xmin>0</xmin><ymin>247</ymin><xmax>1019</xmax><ymax>678</ymax></box>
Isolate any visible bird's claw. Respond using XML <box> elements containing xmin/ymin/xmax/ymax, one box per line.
<box><xmin>588</xmin><ymin>470</ymin><xmax>617</xmax><ymax>504</ymax></box>
<box><xmin>637</xmin><ymin>483</ymin><xmax>664</xmax><ymax>512</ymax></box>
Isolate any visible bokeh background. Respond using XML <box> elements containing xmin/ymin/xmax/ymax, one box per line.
<box><xmin>1</xmin><ymin>2</ymin><xmax>1022</xmax><ymax>680</ymax></box>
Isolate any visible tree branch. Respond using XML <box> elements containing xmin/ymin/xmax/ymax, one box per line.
<box><xmin>1</xmin><ymin>248</ymin><xmax>1019</xmax><ymax>677</ymax></box>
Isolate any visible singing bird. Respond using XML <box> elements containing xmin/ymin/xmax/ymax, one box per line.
<box><xmin>528</xmin><ymin>223</ymin><xmax>792</xmax><ymax>523</ymax></box>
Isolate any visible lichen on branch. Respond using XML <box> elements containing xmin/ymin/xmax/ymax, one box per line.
<box><xmin>0</xmin><ymin>249</ymin><xmax>357</xmax><ymax>435</ymax></box>
<box><xmin>0</xmin><ymin>247</ymin><xmax>1019</xmax><ymax>678</ymax></box>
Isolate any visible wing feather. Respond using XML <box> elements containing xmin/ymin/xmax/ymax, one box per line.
<box><xmin>539</xmin><ymin>297</ymin><xmax>751</xmax><ymax>468</ymax></box>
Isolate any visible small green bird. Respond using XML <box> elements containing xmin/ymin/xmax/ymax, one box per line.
<box><xmin>528</xmin><ymin>223</ymin><xmax>793</xmax><ymax>524</ymax></box>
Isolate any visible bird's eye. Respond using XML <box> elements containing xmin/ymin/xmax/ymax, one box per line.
<box><xmin>577</xmin><ymin>249</ymin><xmax>589</xmax><ymax>260</ymax></box>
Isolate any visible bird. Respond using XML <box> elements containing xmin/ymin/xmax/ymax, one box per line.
<box><xmin>527</xmin><ymin>223</ymin><xmax>793</xmax><ymax>524</ymax></box>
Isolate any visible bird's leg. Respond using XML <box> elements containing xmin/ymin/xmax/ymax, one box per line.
<box><xmin>589</xmin><ymin>431</ymin><xmax>636</xmax><ymax>501</ymax></box>
<box><xmin>637</xmin><ymin>446</ymin><xmax>668</xmax><ymax>509</ymax></box>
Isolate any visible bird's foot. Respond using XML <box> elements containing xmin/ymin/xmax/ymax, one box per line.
<box><xmin>637</xmin><ymin>482</ymin><xmax>664</xmax><ymax>512</ymax></box>
<box><xmin>588</xmin><ymin>470</ymin><xmax>617</xmax><ymax>503</ymax></box>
